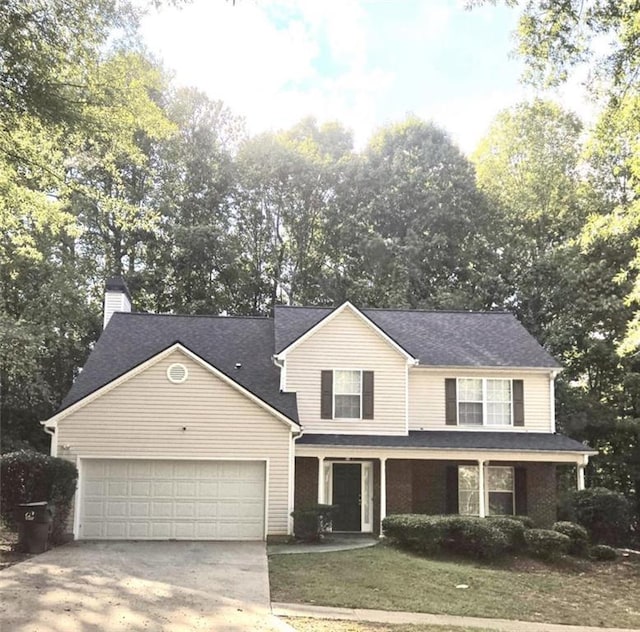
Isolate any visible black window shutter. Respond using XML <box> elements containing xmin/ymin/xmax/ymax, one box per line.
<box><xmin>513</xmin><ymin>380</ymin><xmax>525</xmax><ymax>426</ymax></box>
<box><xmin>362</xmin><ymin>371</ymin><xmax>374</xmax><ymax>419</ymax></box>
<box><xmin>321</xmin><ymin>370</ymin><xmax>333</xmax><ymax>419</ymax></box>
<box><xmin>445</xmin><ymin>378</ymin><xmax>457</xmax><ymax>425</ymax></box>
<box><xmin>445</xmin><ymin>466</ymin><xmax>459</xmax><ymax>514</ymax></box>
<box><xmin>515</xmin><ymin>467</ymin><xmax>527</xmax><ymax>516</ymax></box>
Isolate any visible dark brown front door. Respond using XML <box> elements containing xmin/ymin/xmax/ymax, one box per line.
<box><xmin>332</xmin><ymin>463</ymin><xmax>361</xmax><ymax>531</ymax></box>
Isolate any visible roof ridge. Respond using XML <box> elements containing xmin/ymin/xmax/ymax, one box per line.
<box><xmin>274</xmin><ymin>305</ymin><xmax>512</xmax><ymax>315</ymax></box>
<box><xmin>116</xmin><ymin>312</ymin><xmax>271</xmax><ymax>320</ymax></box>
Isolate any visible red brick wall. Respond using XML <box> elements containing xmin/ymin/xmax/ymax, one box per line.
<box><xmin>294</xmin><ymin>457</ymin><xmax>318</xmax><ymax>509</ymax></box>
<box><xmin>412</xmin><ymin>460</ymin><xmax>448</xmax><ymax>514</ymax></box>
<box><xmin>526</xmin><ymin>463</ymin><xmax>557</xmax><ymax>527</ymax></box>
<box><xmin>386</xmin><ymin>459</ymin><xmax>413</xmax><ymax>514</ymax></box>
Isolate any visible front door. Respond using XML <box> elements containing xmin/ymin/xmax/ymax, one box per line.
<box><xmin>332</xmin><ymin>463</ymin><xmax>362</xmax><ymax>531</ymax></box>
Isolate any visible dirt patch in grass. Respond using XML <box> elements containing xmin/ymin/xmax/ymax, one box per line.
<box><xmin>269</xmin><ymin>543</ymin><xmax>640</xmax><ymax>629</ymax></box>
<box><xmin>282</xmin><ymin>619</ymin><xmax>490</xmax><ymax>632</ymax></box>
<box><xmin>0</xmin><ymin>526</ymin><xmax>31</xmax><ymax>570</ymax></box>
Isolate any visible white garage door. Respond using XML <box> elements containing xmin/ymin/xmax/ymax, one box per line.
<box><xmin>80</xmin><ymin>459</ymin><xmax>265</xmax><ymax>540</ymax></box>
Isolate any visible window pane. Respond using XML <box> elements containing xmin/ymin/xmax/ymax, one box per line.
<box><xmin>459</xmin><ymin>491</ymin><xmax>480</xmax><ymax>515</ymax></box>
<box><xmin>489</xmin><ymin>492</ymin><xmax>514</xmax><ymax>515</ymax></box>
<box><xmin>458</xmin><ymin>378</ymin><xmax>482</xmax><ymax>401</ymax></box>
<box><xmin>486</xmin><ymin>402</ymin><xmax>511</xmax><ymax>425</ymax></box>
<box><xmin>487</xmin><ymin>467</ymin><xmax>513</xmax><ymax>492</ymax></box>
<box><xmin>335</xmin><ymin>370</ymin><xmax>360</xmax><ymax>394</ymax></box>
<box><xmin>459</xmin><ymin>402</ymin><xmax>483</xmax><ymax>425</ymax></box>
<box><xmin>487</xmin><ymin>379</ymin><xmax>511</xmax><ymax>402</ymax></box>
<box><xmin>335</xmin><ymin>394</ymin><xmax>360</xmax><ymax>418</ymax></box>
<box><xmin>458</xmin><ymin>466</ymin><xmax>479</xmax><ymax>491</ymax></box>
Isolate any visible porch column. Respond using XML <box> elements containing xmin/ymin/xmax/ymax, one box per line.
<box><xmin>318</xmin><ymin>456</ymin><xmax>325</xmax><ymax>503</ymax></box>
<box><xmin>380</xmin><ymin>457</ymin><xmax>387</xmax><ymax>525</ymax></box>
<box><xmin>478</xmin><ymin>459</ymin><xmax>486</xmax><ymax>518</ymax></box>
<box><xmin>577</xmin><ymin>464</ymin><xmax>585</xmax><ymax>491</ymax></box>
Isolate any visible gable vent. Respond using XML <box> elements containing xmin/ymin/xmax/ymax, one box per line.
<box><xmin>167</xmin><ymin>363</ymin><xmax>188</xmax><ymax>384</ymax></box>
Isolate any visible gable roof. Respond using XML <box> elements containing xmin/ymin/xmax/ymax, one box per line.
<box><xmin>59</xmin><ymin>313</ymin><xmax>299</xmax><ymax>422</ymax></box>
<box><xmin>274</xmin><ymin>306</ymin><xmax>560</xmax><ymax>368</ymax></box>
<box><xmin>274</xmin><ymin>301</ymin><xmax>417</xmax><ymax>362</ymax></box>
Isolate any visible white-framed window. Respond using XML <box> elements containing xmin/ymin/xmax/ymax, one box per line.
<box><xmin>334</xmin><ymin>370</ymin><xmax>362</xmax><ymax>419</ymax></box>
<box><xmin>458</xmin><ymin>465</ymin><xmax>515</xmax><ymax>516</ymax></box>
<box><xmin>458</xmin><ymin>378</ymin><xmax>512</xmax><ymax>426</ymax></box>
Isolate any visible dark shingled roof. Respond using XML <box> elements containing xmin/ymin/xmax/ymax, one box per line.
<box><xmin>296</xmin><ymin>431</ymin><xmax>593</xmax><ymax>452</ymax></box>
<box><xmin>60</xmin><ymin>312</ymin><xmax>298</xmax><ymax>422</ymax></box>
<box><xmin>274</xmin><ymin>306</ymin><xmax>560</xmax><ymax>368</ymax></box>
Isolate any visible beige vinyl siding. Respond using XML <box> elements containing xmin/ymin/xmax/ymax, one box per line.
<box><xmin>285</xmin><ymin>308</ymin><xmax>407</xmax><ymax>434</ymax></box>
<box><xmin>408</xmin><ymin>368</ymin><xmax>552</xmax><ymax>432</ymax></box>
<box><xmin>57</xmin><ymin>350</ymin><xmax>292</xmax><ymax>535</ymax></box>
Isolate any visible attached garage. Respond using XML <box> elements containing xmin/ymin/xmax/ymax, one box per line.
<box><xmin>50</xmin><ymin>341</ymin><xmax>298</xmax><ymax>541</ymax></box>
<box><xmin>80</xmin><ymin>459</ymin><xmax>266</xmax><ymax>540</ymax></box>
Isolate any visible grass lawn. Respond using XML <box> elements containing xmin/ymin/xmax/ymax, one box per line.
<box><xmin>269</xmin><ymin>544</ymin><xmax>640</xmax><ymax>629</ymax></box>
<box><xmin>283</xmin><ymin>619</ymin><xmax>491</xmax><ymax>632</ymax></box>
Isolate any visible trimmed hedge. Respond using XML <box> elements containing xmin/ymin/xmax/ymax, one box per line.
<box><xmin>382</xmin><ymin>514</ymin><xmax>508</xmax><ymax>560</ymax></box>
<box><xmin>486</xmin><ymin>516</ymin><xmax>527</xmax><ymax>550</ymax></box>
<box><xmin>0</xmin><ymin>450</ymin><xmax>78</xmax><ymax>544</ymax></box>
<box><xmin>553</xmin><ymin>521</ymin><xmax>589</xmax><ymax>556</ymax></box>
<box><xmin>570</xmin><ymin>488</ymin><xmax>631</xmax><ymax>546</ymax></box>
<box><xmin>590</xmin><ymin>544</ymin><xmax>618</xmax><ymax>561</ymax></box>
<box><xmin>524</xmin><ymin>528</ymin><xmax>570</xmax><ymax>561</ymax></box>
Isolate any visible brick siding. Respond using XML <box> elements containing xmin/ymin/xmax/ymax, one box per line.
<box><xmin>294</xmin><ymin>457</ymin><xmax>318</xmax><ymax>509</ymax></box>
<box><xmin>526</xmin><ymin>462</ymin><xmax>557</xmax><ymax>527</ymax></box>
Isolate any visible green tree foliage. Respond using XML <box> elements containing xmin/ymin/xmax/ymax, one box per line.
<box><xmin>472</xmin><ymin>100</ymin><xmax>585</xmax><ymax>337</ymax></box>
<box><xmin>326</xmin><ymin>118</ymin><xmax>497</xmax><ymax>308</ymax></box>
<box><xmin>143</xmin><ymin>87</ymin><xmax>243</xmax><ymax>314</ymax></box>
<box><xmin>473</xmin><ymin>99</ymin><xmax>639</xmax><ymax>528</ymax></box>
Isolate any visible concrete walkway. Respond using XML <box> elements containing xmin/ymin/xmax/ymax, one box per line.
<box><xmin>268</xmin><ymin>536</ymin><xmax>379</xmax><ymax>555</ymax></box>
<box><xmin>272</xmin><ymin>603</ymin><xmax>640</xmax><ymax>632</ymax></box>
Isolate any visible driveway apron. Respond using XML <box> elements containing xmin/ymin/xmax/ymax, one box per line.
<box><xmin>0</xmin><ymin>540</ymin><xmax>282</xmax><ymax>631</ymax></box>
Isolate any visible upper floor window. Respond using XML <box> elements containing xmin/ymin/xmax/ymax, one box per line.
<box><xmin>334</xmin><ymin>370</ymin><xmax>361</xmax><ymax>418</ymax></box>
<box><xmin>457</xmin><ymin>378</ymin><xmax>513</xmax><ymax>426</ymax></box>
<box><xmin>445</xmin><ymin>377</ymin><xmax>524</xmax><ymax>427</ymax></box>
<box><xmin>320</xmin><ymin>369</ymin><xmax>374</xmax><ymax>420</ymax></box>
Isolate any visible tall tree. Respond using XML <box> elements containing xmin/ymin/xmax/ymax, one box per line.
<box><xmin>327</xmin><ymin>117</ymin><xmax>497</xmax><ymax>309</ymax></box>
<box><xmin>142</xmin><ymin>88</ymin><xmax>243</xmax><ymax>314</ymax></box>
<box><xmin>472</xmin><ymin>100</ymin><xmax>585</xmax><ymax>338</ymax></box>
<box><xmin>232</xmin><ymin>118</ymin><xmax>352</xmax><ymax>312</ymax></box>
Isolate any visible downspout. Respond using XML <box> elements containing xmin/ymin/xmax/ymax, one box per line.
<box><xmin>41</xmin><ymin>421</ymin><xmax>57</xmax><ymax>457</ymax></box>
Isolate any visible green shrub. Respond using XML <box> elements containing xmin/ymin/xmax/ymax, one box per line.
<box><xmin>553</xmin><ymin>521</ymin><xmax>589</xmax><ymax>556</ymax></box>
<box><xmin>508</xmin><ymin>515</ymin><xmax>535</xmax><ymax>529</ymax></box>
<box><xmin>524</xmin><ymin>528</ymin><xmax>570</xmax><ymax>561</ymax></box>
<box><xmin>486</xmin><ymin>516</ymin><xmax>527</xmax><ymax>550</ymax></box>
<box><xmin>590</xmin><ymin>544</ymin><xmax>618</xmax><ymax>561</ymax></box>
<box><xmin>383</xmin><ymin>514</ymin><xmax>508</xmax><ymax>560</ymax></box>
<box><xmin>571</xmin><ymin>487</ymin><xmax>631</xmax><ymax>546</ymax></box>
<box><xmin>290</xmin><ymin>504</ymin><xmax>337</xmax><ymax>542</ymax></box>
<box><xmin>0</xmin><ymin>450</ymin><xmax>77</xmax><ymax>544</ymax></box>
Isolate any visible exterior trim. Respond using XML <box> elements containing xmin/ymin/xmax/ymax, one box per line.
<box><xmin>274</xmin><ymin>302</ymin><xmax>418</xmax><ymax>364</ymax></box>
<box><xmin>294</xmin><ymin>445</ymin><xmax>597</xmax><ymax>463</ymax></box>
<box><xmin>411</xmin><ymin>365</ymin><xmax>562</xmax><ymax>373</ymax></box>
<box><xmin>43</xmin><ymin>343</ymin><xmax>300</xmax><ymax>432</ymax></box>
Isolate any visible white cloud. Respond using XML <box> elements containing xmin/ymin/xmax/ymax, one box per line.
<box><xmin>140</xmin><ymin>0</ymin><xmax>391</xmax><ymax>145</ymax></box>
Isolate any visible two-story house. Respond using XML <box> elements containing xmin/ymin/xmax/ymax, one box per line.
<box><xmin>42</xmin><ymin>278</ymin><xmax>595</xmax><ymax>540</ymax></box>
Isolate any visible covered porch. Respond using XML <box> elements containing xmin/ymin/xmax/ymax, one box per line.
<box><xmin>294</xmin><ymin>432</ymin><xmax>596</xmax><ymax>534</ymax></box>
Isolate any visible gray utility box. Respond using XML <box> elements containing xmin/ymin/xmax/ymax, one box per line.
<box><xmin>14</xmin><ymin>501</ymin><xmax>52</xmax><ymax>554</ymax></box>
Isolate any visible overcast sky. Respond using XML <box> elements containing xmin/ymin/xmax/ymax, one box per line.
<box><xmin>140</xmin><ymin>0</ymin><xmax>591</xmax><ymax>154</ymax></box>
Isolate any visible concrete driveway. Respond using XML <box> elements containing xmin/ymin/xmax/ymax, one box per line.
<box><xmin>0</xmin><ymin>541</ymin><xmax>289</xmax><ymax>632</ymax></box>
